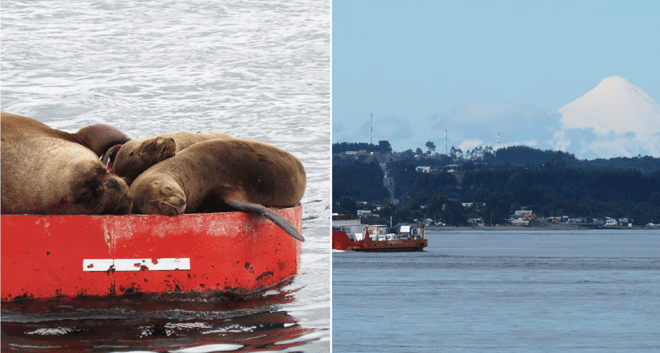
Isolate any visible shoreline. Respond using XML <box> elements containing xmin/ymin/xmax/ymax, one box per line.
<box><xmin>425</xmin><ymin>223</ymin><xmax>659</xmax><ymax>232</ymax></box>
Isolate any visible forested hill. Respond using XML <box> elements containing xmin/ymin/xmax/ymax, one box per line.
<box><xmin>332</xmin><ymin>142</ymin><xmax>660</xmax><ymax>225</ymax></box>
<box><xmin>494</xmin><ymin>145</ymin><xmax>660</xmax><ymax>172</ymax></box>
<box><xmin>334</xmin><ymin>143</ymin><xmax>660</xmax><ymax>173</ymax></box>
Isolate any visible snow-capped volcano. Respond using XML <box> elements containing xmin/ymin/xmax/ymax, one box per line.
<box><xmin>554</xmin><ymin>75</ymin><xmax>660</xmax><ymax>157</ymax></box>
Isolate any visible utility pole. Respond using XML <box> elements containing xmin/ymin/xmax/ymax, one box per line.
<box><xmin>370</xmin><ymin>113</ymin><xmax>373</xmax><ymax>145</ymax></box>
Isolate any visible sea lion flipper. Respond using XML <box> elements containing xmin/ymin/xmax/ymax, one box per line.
<box><xmin>224</xmin><ymin>200</ymin><xmax>305</xmax><ymax>242</ymax></box>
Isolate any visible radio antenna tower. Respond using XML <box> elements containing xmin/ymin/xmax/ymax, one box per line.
<box><xmin>497</xmin><ymin>130</ymin><xmax>500</xmax><ymax>150</ymax></box>
<box><xmin>370</xmin><ymin>113</ymin><xmax>373</xmax><ymax>145</ymax></box>
<box><xmin>445</xmin><ymin>128</ymin><xmax>448</xmax><ymax>155</ymax></box>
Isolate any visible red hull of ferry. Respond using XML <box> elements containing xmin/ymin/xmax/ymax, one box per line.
<box><xmin>332</xmin><ymin>230</ymin><xmax>427</xmax><ymax>252</ymax></box>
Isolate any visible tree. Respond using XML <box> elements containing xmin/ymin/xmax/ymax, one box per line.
<box><xmin>339</xmin><ymin>197</ymin><xmax>357</xmax><ymax>214</ymax></box>
<box><xmin>456</xmin><ymin>148</ymin><xmax>463</xmax><ymax>160</ymax></box>
<box><xmin>482</xmin><ymin>193</ymin><xmax>509</xmax><ymax>225</ymax></box>
<box><xmin>425</xmin><ymin>194</ymin><xmax>448</xmax><ymax>221</ymax></box>
<box><xmin>416</xmin><ymin>148</ymin><xmax>423</xmax><ymax>155</ymax></box>
<box><xmin>442</xmin><ymin>200</ymin><xmax>467</xmax><ymax>225</ymax></box>
<box><xmin>425</xmin><ymin>141</ymin><xmax>436</xmax><ymax>155</ymax></box>
<box><xmin>400</xmin><ymin>149</ymin><xmax>415</xmax><ymax>159</ymax></box>
<box><xmin>473</xmin><ymin>146</ymin><xmax>484</xmax><ymax>159</ymax></box>
<box><xmin>509</xmin><ymin>202</ymin><xmax>521</xmax><ymax>215</ymax></box>
<box><xmin>378</xmin><ymin>140</ymin><xmax>392</xmax><ymax>154</ymax></box>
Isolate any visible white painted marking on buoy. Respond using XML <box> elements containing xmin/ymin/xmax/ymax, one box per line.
<box><xmin>83</xmin><ymin>258</ymin><xmax>190</xmax><ymax>272</ymax></box>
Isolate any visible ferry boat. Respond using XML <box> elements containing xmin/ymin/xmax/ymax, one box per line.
<box><xmin>1</xmin><ymin>206</ymin><xmax>303</xmax><ymax>302</ymax></box>
<box><xmin>332</xmin><ymin>219</ymin><xmax>427</xmax><ymax>252</ymax></box>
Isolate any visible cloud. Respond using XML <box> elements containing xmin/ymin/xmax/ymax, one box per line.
<box><xmin>449</xmin><ymin>101</ymin><xmax>547</xmax><ymax>125</ymax></box>
<box><xmin>332</xmin><ymin>115</ymin><xmax>414</xmax><ymax>145</ymax></box>
<box><xmin>431</xmin><ymin>100</ymin><xmax>558</xmax><ymax>151</ymax></box>
<box><xmin>458</xmin><ymin>139</ymin><xmax>484</xmax><ymax>151</ymax></box>
<box><xmin>373</xmin><ymin>116</ymin><xmax>415</xmax><ymax>142</ymax></box>
<box><xmin>576</xmin><ymin>133</ymin><xmax>660</xmax><ymax>159</ymax></box>
<box><xmin>550</xmin><ymin>131</ymin><xmax>571</xmax><ymax>151</ymax></box>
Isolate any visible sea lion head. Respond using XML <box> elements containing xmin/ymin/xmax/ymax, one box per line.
<box><xmin>131</xmin><ymin>176</ymin><xmax>186</xmax><ymax>215</ymax></box>
<box><xmin>75</xmin><ymin>123</ymin><xmax>131</xmax><ymax>157</ymax></box>
<box><xmin>63</xmin><ymin>163</ymin><xmax>132</xmax><ymax>215</ymax></box>
<box><xmin>113</xmin><ymin>136</ymin><xmax>177</xmax><ymax>183</ymax></box>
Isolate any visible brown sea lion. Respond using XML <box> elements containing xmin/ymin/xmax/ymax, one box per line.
<box><xmin>1</xmin><ymin>135</ymin><xmax>132</xmax><ymax>215</ymax></box>
<box><xmin>113</xmin><ymin>131</ymin><xmax>234</xmax><ymax>183</ymax></box>
<box><xmin>1</xmin><ymin>112</ymin><xmax>131</xmax><ymax>157</ymax></box>
<box><xmin>130</xmin><ymin>139</ymin><xmax>306</xmax><ymax>241</ymax></box>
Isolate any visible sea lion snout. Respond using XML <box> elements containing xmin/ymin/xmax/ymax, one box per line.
<box><xmin>176</xmin><ymin>197</ymin><xmax>186</xmax><ymax>207</ymax></box>
<box><xmin>156</xmin><ymin>196</ymin><xmax>186</xmax><ymax>215</ymax></box>
<box><xmin>158</xmin><ymin>185</ymin><xmax>187</xmax><ymax>213</ymax></box>
<box><xmin>101</xmin><ymin>174</ymin><xmax>132</xmax><ymax>215</ymax></box>
<box><xmin>105</xmin><ymin>177</ymin><xmax>121</xmax><ymax>191</ymax></box>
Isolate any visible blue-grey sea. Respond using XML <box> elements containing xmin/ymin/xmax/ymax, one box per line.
<box><xmin>333</xmin><ymin>229</ymin><xmax>660</xmax><ymax>352</ymax></box>
<box><xmin>1</xmin><ymin>0</ymin><xmax>330</xmax><ymax>351</ymax></box>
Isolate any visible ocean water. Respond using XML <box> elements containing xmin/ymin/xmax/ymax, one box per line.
<box><xmin>1</xmin><ymin>0</ymin><xmax>330</xmax><ymax>351</ymax></box>
<box><xmin>333</xmin><ymin>229</ymin><xmax>660</xmax><ymax>352</ymax></box>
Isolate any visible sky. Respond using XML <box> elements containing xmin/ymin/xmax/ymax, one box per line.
<box><xmin>332</xmin><ymin>0</ymin><xmax>660</xmax><ymax>159</ymax></box>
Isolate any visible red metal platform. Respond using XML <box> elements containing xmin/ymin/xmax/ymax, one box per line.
<box><xmin>1</xmin><ymin>206</ymin><xmax>302</xmax><ymax>301</ymax></box>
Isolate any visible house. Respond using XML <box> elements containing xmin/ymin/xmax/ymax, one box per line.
<box><xmin>415</xmin><ymin>166</ymin><xmax>432</xmax><ymax>173</ymax></box>
<box><xmin>511</xmin><ymin>219</ymin><xmax>529</xmax><ymax>226</ymax></box>
<box><xmin>468</xmin><ymin>217</ymin><xmax>484</xmax><ymax>227</ymax></box>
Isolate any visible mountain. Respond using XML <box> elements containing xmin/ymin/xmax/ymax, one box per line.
<box><xmin>555</xmin><ymin>75</ymin><xmax>660</xmax><ymax>158</ymax></box>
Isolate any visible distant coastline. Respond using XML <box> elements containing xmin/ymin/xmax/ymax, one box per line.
<box><xmin>426</xmin><ymin>223</ymin><xmax>660</xmax><ymax>232</ymax></box>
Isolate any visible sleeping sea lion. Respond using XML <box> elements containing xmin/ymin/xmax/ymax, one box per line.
<box><xmin>113</xmin><ymin>131</ymin><xmax>234</xmax><ymax>183</ymax></box>
<box><xmin>1</xmin><ymin>113</ymin><xmax>132</xmax><ymax>215</ymax></box>
<box><xmin>1</xmin><ymin>112</ymin><xmax>131</xmax><ymax>157</ymax></box>
<box><xmin>130</xmin><ymin>139</ymin><xmax>306</xmax><ymax>241</ymax></box>
<box><xmin>1</xmin><ymin>136</ymin><xmax>132</xmax><ymax>215</ymax></box>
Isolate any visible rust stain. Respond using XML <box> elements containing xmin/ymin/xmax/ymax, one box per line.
<box><xmin>256</xmin><ymin>271</ymin><xmax>273</xmax><ymax>280</ymax></box>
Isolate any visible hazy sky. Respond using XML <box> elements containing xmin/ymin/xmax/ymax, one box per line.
<box><xmin>332</xmin><ymin>0</ymin><xmax>660</xmax><ymax>159</ymax></box>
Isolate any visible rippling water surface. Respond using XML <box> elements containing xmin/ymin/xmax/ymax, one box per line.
<box><xmin>1</xmin><ymin>0</ymin><xmax>330</xmax><ymax>351</ymax></box>
<box><xmin>333</xmin><ymin>230</ymin><xmax>660</xmax><ymax>352</ymax></box>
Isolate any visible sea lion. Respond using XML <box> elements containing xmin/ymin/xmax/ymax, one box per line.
<box><xmin>1</xmin><ymin>135</ymin><xmax>132</xmax><ymax>215</ymax></box>
<box><xmin>1</xmin><ymin>112</ymin><xmax>131</xmax><ymax>157</ymax></box>
<box><xmin>113</xmin><ymin>131</ymin><xmax>234</xmax><ymax>183</ymax></box>
<box><xmin>130</xmin><ymin>139</ymin><xmax>306</xmax><ymax>241</ymax></box>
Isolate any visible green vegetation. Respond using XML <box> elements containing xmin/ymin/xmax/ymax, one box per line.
<box><xmin>333</xmin><ymin>142</ymin><xmax>660</xmax><ymax>226</ymax></box>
